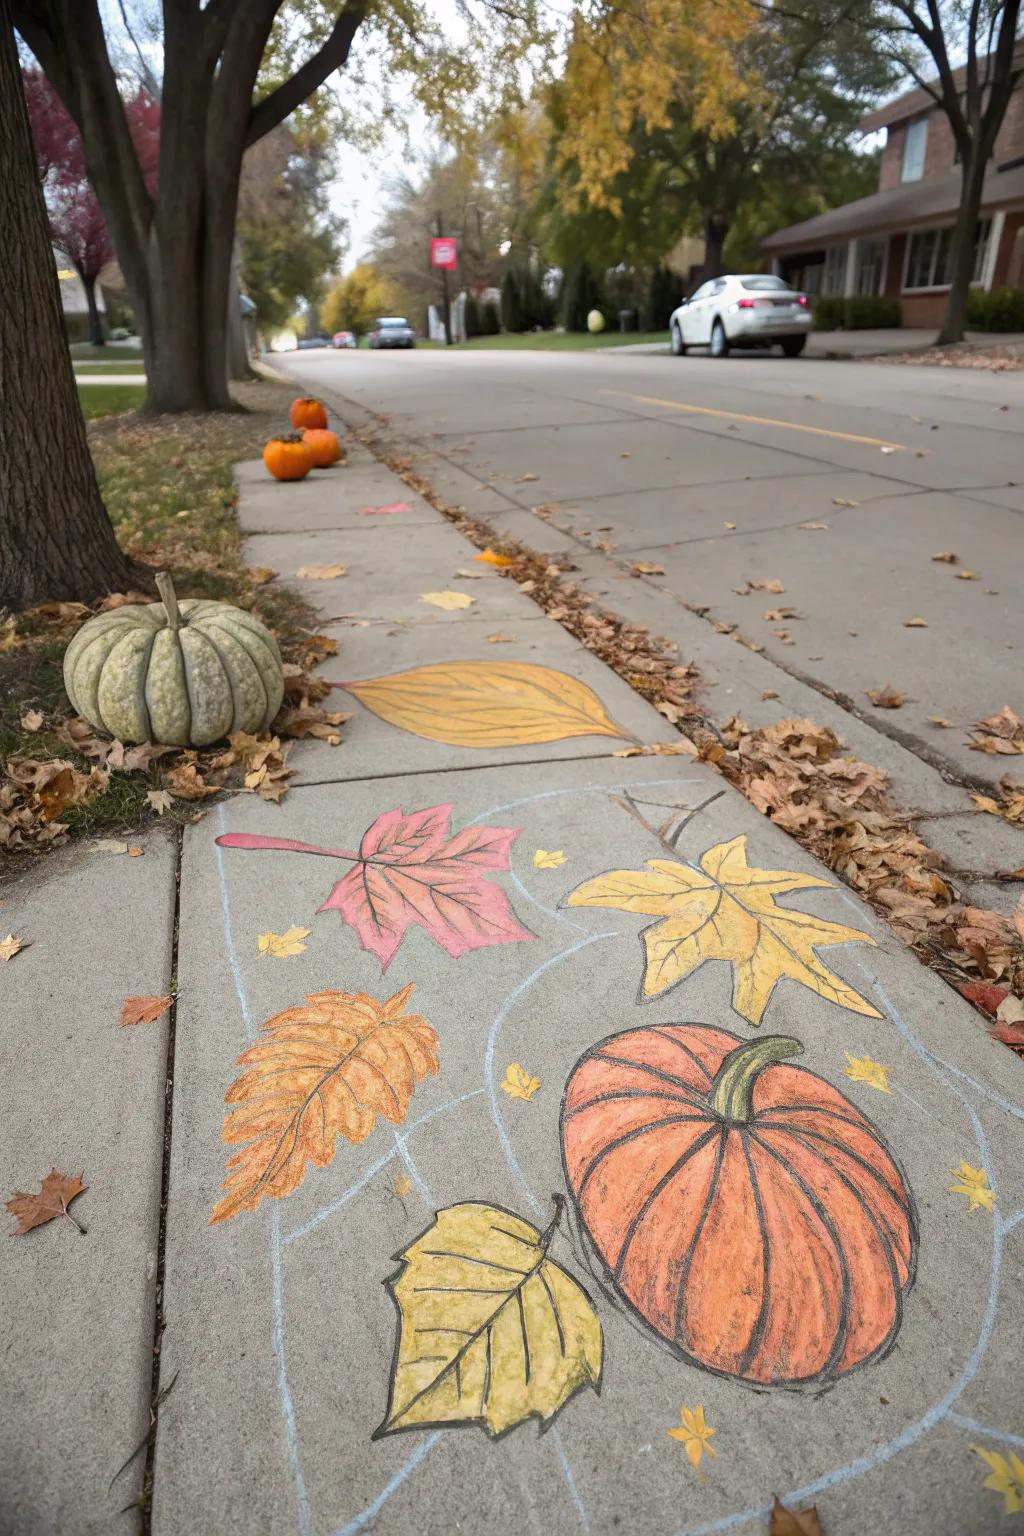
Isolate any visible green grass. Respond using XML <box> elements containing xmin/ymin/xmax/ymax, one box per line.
<box><xmin>447</xmin><ymin>329</ymin><xmax>668</xmax><ymax>351</ymax></box>
<box><xmin>73</xmin><ymin>361</ymin><xmax>147</xmax><ymax>375</ymax></box>
<box><xmin>77</xmin><ymin>383</ymin><xmax>148</xmax><ymax>420</ymax></box>
<box><xmin>69</xmin><ymin>342</ymin><xmax>145</xmax><ymax>362</ymax></box>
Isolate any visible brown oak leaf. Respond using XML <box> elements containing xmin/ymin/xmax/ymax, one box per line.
<box><xmin>770</xmin><ymin>1497</ymin><xmax>821</xmax><ymax>1536</ymax></box>
<box><xmin>121</xmin><ymin>995</ymin><xmax>172</xmax><ymax>1027</ymax></box>
<box><xmin>7</xmin><ymin>1169</ymin><xmax>87</xmax><ymax>1235</ymax></box>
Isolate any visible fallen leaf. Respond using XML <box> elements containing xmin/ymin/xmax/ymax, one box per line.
<box><xmin>831</xmin><ymin>497</ymin><xmax>859</xmax><ymax>508</ymax></box>
<box><xmin>904</xmin><ymin>617</ymin><xmax>928</xmax><ymax>627</ymax></box>
<box><xmin>948</xmin><ymin>1161</ymin><xmax>995</xmax><ymax>1213</ymax></box>
<box><xmin>20</xmin><ymin>709</ymin><xmax>43</xmax><ymax>731</ymax></box>
<box><xmin>249</xmin><ymin>566</ymin><xmax>277</xmax><ymax>585</ymax></box>
<box><xmin>566</xmin><ymin>833</ymin><xmax>880</xmax><ymax>1025</ymax></box>
<box><xmin>0</xmin><ymin>933</ymin><xmax>27</xmax><ymax>963</ymax></box>
<box><xmin>668</xmin><ymin>1405</ymin><xmax>716</xmax><ymax>1471</ymax></box>
<box><xmin>958</xmin><ymin>981</ymin><xmax>1010</xmax><ymax>1018</ymax></box>
<box><xmin>928</xmin><ymin>717</ymin><xmax>951</xmax><ymax>727</ymax></box>
<box><xmin>613</xmin><ymin>741</ymin><xmax>698</xmax><ymax>758</ymax></box>
<box><xmin>866</xmin><ymin>685</ymin><xmax>906</xmax><ymax>709</ymax></box>
<box><xmin>763</xmin><ymin>607</ymin><xmax>798</xmax><ymax>622</ymax></box>
<box><xmin>515</xmin><ymin>472</ymin><xmax>540</xmax><ymax>482</ymax></box>
<box><xmin>211</xmin><ymin>985</ymin><xmax>438</xmax><ymax>1224</ymax></box>
<box><xmin>723</xmin><ymin>521</ymin><xmax>736</xmax><ymax>529</ymax></box>
<box><xmin>770</xmin><ymin>1496</ymin><xmax>822</xmax><ymax>1535</ymax></box>
<box><xmin>501</xmin><ymin>1062</ymin><xmax>541</xmax><ymax>1100</ymax></box>
<box><xmin>419</xmin><ymin>590</ymin><xmax>474</xmax><ymax>610</ymax></box>
<box><xmin>475</xmin><ymin>549</ymin><xmax>517</xmax><ymax>568</ymax></box>
<box><xmin>956</xmin><ymin>570</ymin><xmax>980</xmax><ymax>580</ymax></box>
<box><xmin>844</xmin><ymin>1052</ymin><xmax>890</xmax><ymax>1093</ymax></box>
<box><xmin>972</xmin><ymin>1446</ymin><xmax>1024</xmax><ymax>1516</ymax></box>
<box><xmin>375</xmin><ymin>1199</ymin><xmax>601</xmax><ymax>1437</ymax></box>
<box><xmin>257</xmin><ymin>925</ymin><xmax>311</xmax><ymax>959</ymax></box>
<box><xmin>931</xmin><ymin>551</ymin><xmax>958</xmax><ymax>563</ymax></box>
<box><xmin>393</xmin><ymin>1173</ymin><xmax>413</xmax><ymax>1199</ymax></box>
<box><xmin>631</xmin><ymin>561</ymin><xmax>665</xmax><ymax>576</ymax></box>
<box><xmin>798</xmin><ymin>521</ymin><xmax>830</xmax><ymax>531</ymax></box>
<box><xmin>996</xmin><ymin>993</ymin><xmax>1024</xmax><ymax>1025</ymax></box>
<box><xmin>338</xmin><ymin>661</ymin><xmax>628</xmax><ymax>748</ymax></box>
<box><xmin>533</xmin><ymin>849</ymin><xmax>566</xmax><ymax>869</ymax></box>
<box><xmin>120</xmin><ymin>994</ymin><xmax>172</xmax><ymax>1027</ymax></box>
<box><xmin>7</xmin><ymin>1169</ymin><xmax>87</xmax><ymax>1236</ymax></box>
<box><xmin>486</xmin><ymin>632</ymin><xmax>515</xmax><ymax>643</ymax></box>
<box><xmin>297</xmin><ymin>563</ymin><xmax>347</xmax><ymax>580</ymax></box>
<box><xmin>761</xmin><ymin>690</ymin><xmax>779</xmax><ymax>701</ymax></box>
<box><xmin>359</xmin><ymin>502</ymin><xmax>413</xmax><ymax>516</ymax></box>
<box><xmin>164</xmin><ymin>763</ymin><xmax>218</xmax><ymax>800</ymax></box>
<box><xmin>147</xmin><ymin>789</ymin><xmax>174</xmax><ymax>815</ymax></box>
<box><xmin>217</xmin><ymin>804</ymin><xmax>534</xmax><ymax>973</ymax></box>
<box><xmin>880</xmin><ymin>445</ymin><xmax>896</xmax><ymax>454</ymax></box>
<box><xmin>749</xmin><ymin>578</ymin><xmax>785</xmax><ymax>593</ymax></box>
<box><xmin>90</xmin><ymin>839</ymin><xmax>134</xmax><ymax>855</ymax></box>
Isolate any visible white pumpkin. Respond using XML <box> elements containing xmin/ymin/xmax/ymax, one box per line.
<box><xmin>63</xmin><ymin>573</ymin><xmax>285</xmax><ymax>746</ymax></box>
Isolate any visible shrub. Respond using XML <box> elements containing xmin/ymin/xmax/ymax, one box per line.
<box><xmin>845</xmin><ymin>295</ymin><xmax>901</xmax><ymax>329</ymax></box>
<box><xmin>463</xmin><ymin>293</ymin><xmax>481</xmax><ymax>339</ymax></box>
<box><xmin>561</xmin><ymin>262</ymin><xmax>604</xmax><ymax>331</ymax></box>
<box><xmin>479</xmin><ymin>300</ymin><xmax>501</xmax><ymax>335</ymax></box>
<box><xmin>966</xmin><ymin>286</ymin><xmax>1024</xmax><ymax>332</ymax></box>
<box><xmin>647</xmin><ymin>264</ymin><xmax>685</xmax><ymax>329</ymax></box>
<box><xmin>812</xmin><ymin>296</ymin><xmax>845</xmax><ymax>331</ymax></box>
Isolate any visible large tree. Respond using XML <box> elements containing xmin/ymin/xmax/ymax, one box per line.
<box><xmin>0</xmin><ymin>0</ymin><xmax>137</xmax><ymax>607</ymax></box>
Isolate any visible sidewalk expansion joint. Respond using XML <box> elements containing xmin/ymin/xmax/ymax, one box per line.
<box><xmin>289</xmin><ymin>747</ymin><xmax>643</xmax><ymax>791</ymax></box>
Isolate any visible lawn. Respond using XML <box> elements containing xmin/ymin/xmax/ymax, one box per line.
<box><xmin>449</xmin><ymin>329</ymin><xmax>668</xmax><ymax>351</ymax></box>
<box><xmin>73</xmin><ymin>361</ymin><xmax>147</xmax><ymax>375</ymax></box>
<box><xmin>69</xmin><ymin>342</ymin><xmax>145</xmax><ymax>362</ymax></box>
<box><xmin>78</xmin><ymin>382</ymin><xmax>147</xmax><ymax>419</ymax></box>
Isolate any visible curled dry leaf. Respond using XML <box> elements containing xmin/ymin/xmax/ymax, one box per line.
<box><xmin>763</xmin><ymin>607</ymin><xmax>798</xmax><ymax>622</ymax></box>
<box><xmin>770</xmin><ymin>1497</ymin><xmax>822</xmax><ymax>1536</ymax></box>
<box><xmin>928</xmin><ymin>716</ymin><xmax>952</xmax><ymax>727</ymax></box>
<box><xmin>932</xmin><ymin>551</ymin><xmax>958</xmax><ymax>563</ymax></box>
<box><xmin>799</xmin><ymin>521</ymin><xmax>829</xmax><ymax>531</ymax></box>
<box><xmin>972</xmin><ymin>779</ymin><xmax>1024</xmax><ymax>824</ymax></box>
<box><xmin>904</xmin><ymin>617</ymin><xmax>928</xmax><ymax>627</ymax></box>
<box><xmin>866</xmin><ymin>685</ymin><xmax>906</xmax><ymax>709</ymax></box>
<box><xmin>20</xmin><ymin>709</ymin><xmax>43</xmax><ymax>732</ymax></box>
<box><xmin>0</xmin><ymin>933</ymin><xmax>27</xmax><ymax>963</ymax></box>
<box><xmin>121</xmin><ymin>995</ymin><xmax>172</xmax><ymax>1027</ymax></box>
<box><xmin>957</xmin><ymin>570</ymin><xmax>980</xmax><ymax>580</ymax></box>
<box><xmin>248</xmin><ymin>566</ymin><xmax>277</xmax><ymax>586</ymax></box>
<box><xmin>297</xmin><ymin>563</ymin><xmax>347</xmax><ymax>580</ymax></box>
<box><xmin>762</xmin><ymin>689</ymin><xmax>779</xmax><ymax>701</ymax></box>
<box><xmin>486</xmin><ymin>632</ymin><xmax>515</xmax><ymax>643</ymax></box>
<box><xmin>968</xmin><ymin>706</ymin><xmax>1024</xmax><ymax>756</ymax></box>
<box><xmin>631</xmin><ymin>561</ymin><xmax>666</xmax><ymax>576</ymax></box>
<box><xmin>7</xmin><ymin>1170</ymin><xmax>87</xmax><ymax>1236</ymax></box>
<box><xmin>147</xmin><ymin>789</ymin><xmax>174</xmax><ymax>815</ymax></box>
<box><xmin>831</xmin><ymin>497</ymin><xmax>859</xmax><ymax>508</ymax></box>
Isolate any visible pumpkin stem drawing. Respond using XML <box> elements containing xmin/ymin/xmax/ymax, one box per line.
<box><xmin>155</xmin><ymin>570</ymin><xmax>181</xmax><ymax>631</ymax></box>
<box><xmin>710</xmin><ymin>1036</ymin><xmax>803</xmax><ymax>1123</ymax></box>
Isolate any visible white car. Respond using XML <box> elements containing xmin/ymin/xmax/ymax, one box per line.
<box><xmin>670</xmin><ymin>274</ymin><xmax>812</xmax><ymax>358</ymax></box>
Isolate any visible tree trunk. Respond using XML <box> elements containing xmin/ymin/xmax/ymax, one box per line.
<box><xmin>226</xmin><ymin>248</ymin><xmax>253</xmax><ymax>381</ymax></box>
<box><xmin>0</xmin><ymin>0</ymin><xmax>137</xmax><ymax>609</ymax></box>
<box><xmin>936</xmin><ymin>150</ymin><xmax>986</xmax><ymax>346</ymax></box>
<box><xmin>703</xmin><ymin>215</ymin><xmax>730</xmax><ymax>279</ymax></box>
<box><xmin>81</xmin><ymin>270</ymin><xmax>105</xmax><ymax>346</ymax></box>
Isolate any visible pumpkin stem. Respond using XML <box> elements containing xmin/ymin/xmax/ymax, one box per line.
<box><xmin>710</xmin><ymin>1036</ymin><xmax>803</xmax><ymax>1124</ymax></box>
<box><xmin>155</xmin><ymin>571</ymin><xmax>182</xmax><ymax>632</ymax></box>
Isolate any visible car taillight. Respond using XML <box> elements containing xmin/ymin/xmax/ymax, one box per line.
<box><xmin>797</xmin><ymin>295</ymin><xmax>809</xmax><ymax>307</ymax></box>
<box><xmin>735</xmin><ymin>298</ymin><xmax>755</xmax><ymax>309</ymax></box>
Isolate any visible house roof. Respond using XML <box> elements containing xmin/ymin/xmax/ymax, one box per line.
<box><xmin>858</xmin><ymin>43</ymin><xmax>1024</xmax><ymax>134</ymax></box>
<box><xmin>761</xmin><ymin>163</ymin><xmax>1024</xmax><ymax>254</ymax></box>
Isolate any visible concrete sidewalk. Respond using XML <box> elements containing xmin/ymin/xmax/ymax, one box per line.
<box><xmin>4</xmin><ymin>431</ymin><xmax>1022</xmax><ymax>1536</ymax></box>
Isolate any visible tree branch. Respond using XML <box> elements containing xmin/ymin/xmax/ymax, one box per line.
<box><xmin>245</xmin><ymin>1</ymin><xmax>368</xmax><ymax>148</ymax></box>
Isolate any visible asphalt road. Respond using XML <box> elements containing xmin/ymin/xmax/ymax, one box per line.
<box><xmin>280</xmin><ymin>344</ymin><xmax>1023</xmax><ymax>799</ymax></box>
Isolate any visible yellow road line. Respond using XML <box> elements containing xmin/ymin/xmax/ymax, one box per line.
<box><xmin>602</xmin><ymin>389</ymin><xmax>906</xmax><ymax>451</ymax></box>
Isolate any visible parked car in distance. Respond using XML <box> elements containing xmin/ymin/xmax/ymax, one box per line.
<box><xmin>332</xmin><ymin>331</ymin><xmax>357</xmax><ymax>349</ymax></box>
<box><xmin>368</xmin><ymin>316</ymin><xmax>416</xmax><ymax>350</ymax></box>
<box><xmin>670</xmin><ymin>275</ymin><xmax>811</xmax><ymax>358</ymax></box>
<box><xmin>296</xmin><ymin>333</ymin><xmax>331</xmax><ymax>349</ymax></box>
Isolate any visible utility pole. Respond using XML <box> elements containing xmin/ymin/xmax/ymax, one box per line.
<box><xmin>435</xmin><ymin>211</ymin><xmax>452</xmax><ymax>346</ymax></box>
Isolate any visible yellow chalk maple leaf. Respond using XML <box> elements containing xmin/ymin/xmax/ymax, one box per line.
<box><xmin>844</xmin><ymin>1052</ymin><xmax>890</xmax><ymax>1093</ymax></box>
<box><xmin>949</xmin><ymin>1162</ymin><xmax>995</xmax><ymax>1213</ymax></box>
<box><xmin>973</xmin><ymin>1446</ymin><xmax>1024</xmax><ymax>1514</ymax></box>
<box><xmin>567</xmin><ymin>834</ymin><xmax>880</xmax><ymax>1025</ymax></box>
<box><xmin>668</xmin><ymin>1405</ymin><xmax>717</xmax><ymax>1470</ymax></box>
<box><xmin>501</xmin><ymin>1063</ymin><xmax>541</xmax><ymax>1100</ymax></box>
<box><xmin>257</xmin><ymin>925</ymin><xmax>311</xmax><ymax>959</ymax></box>
<box><xmin>534</xmin><ymin>849</ymin><xmax>567</xmax><ymax>869</ymax></box>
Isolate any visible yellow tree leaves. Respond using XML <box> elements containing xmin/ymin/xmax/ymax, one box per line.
<box><xmin>667</xmin><ymin>1405</ymin><xmax>716</xmax><ymax>1470</ymax></box>
<box><xmin>375</xmin><ymin>1201</ymin><xmax>602</xmax><ymax>1439</ymax></box>
<box><xmin>567</xmin><ymin>834</ymin><xmax>880</xmax><ymax>1025</ymax></box>
<box><xmin>210</xmin><ymin>985</ymin><xmax>438</xmax><ymax>1225</ymax></box>
<box><xmin>340</xmin><ymin>661</ymin><xmax>628</xmax><ymax>749</ymax></box>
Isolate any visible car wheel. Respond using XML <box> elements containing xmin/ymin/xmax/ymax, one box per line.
<box><xmin>781</xmin><ymin>335</ymin><xmax>807</xmax><ymax>358</ymax></box>
<box><xmin>670</xmin><ymin>322</ymin><xmax>686</xmax><ymax>356</ymax></box>
<box><xmin>710</xmin><ymin>319</ymin><xmax>729</xmax><ymax>358</ymax></box>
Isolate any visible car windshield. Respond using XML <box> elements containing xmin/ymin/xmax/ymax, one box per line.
<box><xmin>377</xmin><ymin>318</ymin><xmax>409</xmax><ymax>329</ymax></box>
<box><xmin>741</xmin><ymin>277</ymin><xmax>793</xmax><ymax>292</ymax></box>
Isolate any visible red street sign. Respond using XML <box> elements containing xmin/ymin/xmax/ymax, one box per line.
<box><xmin>431</xmin><ymin>237</ymin><xmax>458</xmax><ymax>270</ymax></box>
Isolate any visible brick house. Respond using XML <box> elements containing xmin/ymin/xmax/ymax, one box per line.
<box><xmin>762</xmin><ymin>52</ymin><xmax>1024</xmax><ymax>327</ymax></box>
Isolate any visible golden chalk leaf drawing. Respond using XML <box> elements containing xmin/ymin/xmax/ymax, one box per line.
<box><xmin>210</xmin><ymin>984</ymin><xmax>438</xmax><ymax>1225</ymax></box>
<box><xmin>973</xmin><ymin>1446</ymin><xmax>1024</xmax><ymax>1515</ymax></box>
<box><xmin>949</xmin><ymin>1162</ymin><xmax>995</xmax><ymax>1213</ymax></box>
<box><xmin>501</xmin><ymin>1063</ymin><xmax>541</xmax><ymax>1100</ymax></box>
<box><xmin>257</xmin><ymin>925</ymin><xmax>311</xmax><ymax>959</ymax></box>
<box><xmin>668</xmin><ymin>1406</ymin><xmax>717</xmax><ymax>1470</ymax></box>
<box><xmin>566</xmin><ymin>833</ymin><xmax>881</xmax><ymax>1025</ymax></box>
<box><xmin>844</xmin><ymin>1052</ymin><xmax>891</xmax><ymax>1093</ymax></box>
<box><xmin>337</xmin><ymin>661</ymin><xmax>628</xmax><ymax>749</ymax></box>
<box><xmin>375</xmin><ymin>1200</ymin><xmax>602</xmax><ymax>1439</ymax></box>
<box><xmin>533</xmin><ymin>849</ymin><xmax>567</xmax><ymax>869</ymax></box>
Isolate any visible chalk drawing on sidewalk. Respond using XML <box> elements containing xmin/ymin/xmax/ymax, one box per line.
<box><xmin>374</xmin><ymin>1198</ymin><xmax>603</xmax><ymax>1439</ymax></box>
<box><xmin>334</xmin><ymin>660</ymin><xmax>632</xmax><ymax>748</ymax></box>
<box><xmin>561</xmin><ymin>1023</ymin><xmax>919</xmax><ymax>1390</ymax></box>
<box><xmin>210</xmin><ymin>984</ymin><xmax>439</xmax><ymax>1225</ymax></box>
<box><xmin>216</xmin><ymin>802</ymin><xmax>536</xmax><ymax>973</ymax></box>
<box><xmin>565</xmin><ymin>832</ymin><xmax>881</xmax><ymax>1025</ymax></box>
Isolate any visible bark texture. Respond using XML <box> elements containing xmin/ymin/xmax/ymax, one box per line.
<box><xmin>0</xmin><ymin>1</ymin><xmax>135</xmax><ymax>609</ymax></box>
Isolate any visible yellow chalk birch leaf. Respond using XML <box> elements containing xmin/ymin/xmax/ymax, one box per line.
<box><xmin>844</xmin><ymin>1053</ymin><xmax>890</xmax><ymax>1093</ymax></box>
<box><xmin>375</xmin><ymin>1200</ymin><xmax>602</xmax><ymax>1439</ymax></box>
<box><xmin>340</xmin><ymin>661</ymin><xmax>628</xmax><ymax>748</ymax></box>
<box><xmin>501</xmin><ymin>1063</ymin><xmax>541</xmax><ymax>1100</ymax></box>
<box><xmin>566</xmin><ymin>834</ymin><xmax>880</xmax><ymax>1025</ymax></box>
<box><xmin>949</xmin><ymin>1162</ymin><xmax>995</xmax><ymax>1213</ymax></box>
<box><xmin>534</xmin><ymin>849</ymin><xmax>566</xmax><ymax>869</ymax></box>
<box><xmin>973</xmin><ymin>1446</ymin><xmax>1024</xmax><ymax>1515</ymax></box>
<box><xmin>419</xmin><ymin>590</ymin><xmax>475</xmax><ymax>610</ymax></box>
<box><xmin>668</xmin><ymin>1405</ymin><xmax>716</xmax><ymax>1470</ymax></box>
<box><xmin>257</xmin><ymin>925</ymin><xmax>311</xmax><ymax>959</ymax></box>
<box><xmin>394</xmin><ymin>1173</ymin><xmax>413</xmax><ymax>1200</ymax></box>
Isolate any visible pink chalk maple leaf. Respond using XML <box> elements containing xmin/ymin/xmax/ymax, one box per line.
<box><xmin>216</xmin><ymin>802</ymin><xmax>534</xmax><ymax>971</ymax></box>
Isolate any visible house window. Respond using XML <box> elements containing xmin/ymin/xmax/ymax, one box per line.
<box><xmin>902</xmin><ymin>118</ymin><xmax>928</xmax><ymax>182</ymax></box>
<box><xmin>904</xmin><ymin>220</ymin><xmax>991</xmax><ymax>289</ymax></box>
<box><xmin>855</xmin><ymin>238</ymin><xmax>886</xmax><ymax>296</ymax></box>
<box><xmin>822</xmin><ymin>244</ymin><xmax>848</xmax><ymax>296</ymax></box>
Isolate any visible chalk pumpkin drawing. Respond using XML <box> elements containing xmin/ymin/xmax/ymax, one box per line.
<box><xmin>216</xmin><ymin>802</ymin><xmax>534</xmax><ymax>972</ymax></box>
<box><xmin>375</xmin><ymin>1199</ymin><xmax>602</xmax><ymax>1439</ymax></box>
<box><xmin>561</xmin><ymin>1023</ymin><xmax>918</xmax><ymax>1389</ymax></box>
<box><xmin>566</xmin><ymin>833</ymin><xmax>881</xmax><ymax>1025</ymax></box>
<box><xmin>335</xmin><ymin>660</ymin><xmax>629</xmax><ymax>748</ymax></box>
<box><xmin>210</xmin><ymin>984</ymin><xmax>438</xmax><ymax>1224</ymax></box>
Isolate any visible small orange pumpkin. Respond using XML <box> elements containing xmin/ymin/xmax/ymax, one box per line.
<box><xmin>289</xmin><ymin>396</ymin><xmax>328</xmax><ymax>431</ymax></box>
<box><xmin>562</xmin><ymin>1023</ymin><xmax>917</xmax><ymax>1389</ymax></box>
<box><xmin>263</xmin><ymin>434</ymin><xmax>314</xmax><ymax>481</ymax></box>
<box><xmin>302</xmin><ymin>428</ymin><xmax>343</xmax><ymax>468</ymax></box>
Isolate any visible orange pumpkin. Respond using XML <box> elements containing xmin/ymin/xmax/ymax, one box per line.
<box><xmin>302</xmin><ymin>427</ymin><xmax>343</xmax><ymax>467</ymax></box>
<box><xmin>263</xmin><ymin>434</ymin><xmax>314</xmax><ymax>481</ymax></box>
<box><xmin>561</xmin><ymin>1024</ymin><xmax>917</xmax><ymax>1389</ymax></box>
<box><xmin>289</xmin><ymin>396</ymin><xmax>328</xmax><ymax>431</ymax></box>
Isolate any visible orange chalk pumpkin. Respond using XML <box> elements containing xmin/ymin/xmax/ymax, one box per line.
<box><xmin>302</xmin><ymin>428</ymin><xmax>342</xmax><ymax>467</ymax></box>
<box><xmin>561</xmin><ymin>1024</ymin><xmax>917</xmax><ymax>1389</ymax></box>
<box><xmin>289</xmin><ymin>396</ymin><xmax>328</xmax><ymax>430</ymax></box>
<box><xmin>263</xmin><ymin>434</ymin><xmax>314</xmax><ymax>481</ymax></box>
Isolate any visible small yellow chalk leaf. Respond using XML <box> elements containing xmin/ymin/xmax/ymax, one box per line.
<box><xmin>668</xmin><ymin>1405</ymin><xmax>716</xmax><ymax>1470</ymax></box>
<box><xmin>949</xmin><ymin>1162</ymin><xmax>995</xmax><ymax>1213</ymax></box>
<box><xmin>844</xmin><ymin>1052</ymin><xmax>890</xmax><ymax>1093</ymax></box>
<box><xmin>257</xmin><ymin>926</ymin><xmax>311</xmax><ymax>959</ymax></box>
<box><xmin>501</xmin><ymin>1063</ymin><xmax>541</xmax><ymax>1100</ymax></box>
<box><xmin>394</xmin><ymin>1173</ymin><xmax>413</xmax><ymax>1200</ymax></box>
<box><xmin>419</xmin><ymin>590</ymin><xmax>475</xmax><ymax>610</ymax></box>
<box><xmin>973</xmin><ymin>1446</ymin><xmax>1024</xmax><ymax>1515</ymax></box>
<box><xmin>534</xmin><ymin>849</ymin><xmax>567</xmax><ymax>869</ymax></box>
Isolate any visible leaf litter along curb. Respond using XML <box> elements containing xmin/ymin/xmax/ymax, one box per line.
<box><xmin>351</xmin><ymin>420</ymin><xmax>1024</xmax><ymax>1049</ymax></box>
